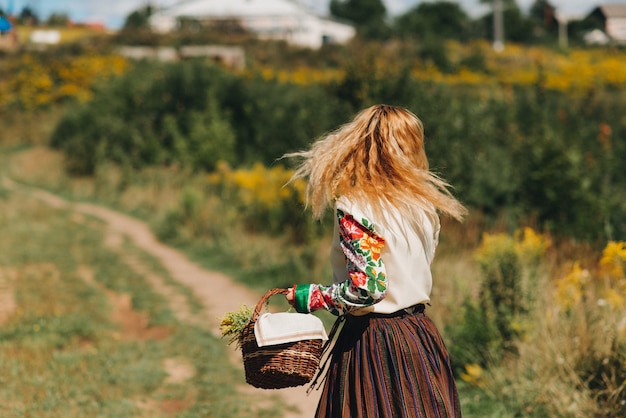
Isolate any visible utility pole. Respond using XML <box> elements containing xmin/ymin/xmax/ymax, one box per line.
<box><xmin>555</xmin><ymin>12</ymin><xmax>568</xmax><ymax>49</ymax></box>
<box><xmin>493</xmin><ymin>0</ymin><xmax>504</xmax><ymax>52</ymax></box>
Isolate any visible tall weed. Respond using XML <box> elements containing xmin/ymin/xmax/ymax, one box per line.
<box><xmin>450</xmin><ymin>228</ymin><xmax>626</xmax><ymax>417</ymax></box>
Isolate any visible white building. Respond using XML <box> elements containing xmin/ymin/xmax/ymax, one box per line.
<box><xmin>149</xmin><ymin>0</ymin><xmax>355</xmax><ymax>49</ymax></box>
<box><xmin>588</xmin><ymin>3</ymin><xmax>626</xmax><ymax>44</ymax></box>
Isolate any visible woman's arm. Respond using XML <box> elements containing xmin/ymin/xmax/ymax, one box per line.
<box><xmin>288</xmin><ymin>209</ymin><xmax>387</xmax><ymax>316</ymax></box>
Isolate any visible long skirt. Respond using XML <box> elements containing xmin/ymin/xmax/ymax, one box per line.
<box><xmin>314</xmin><ymin>306</ymin><xmax>462</xmax><ymax>418</ymax></box>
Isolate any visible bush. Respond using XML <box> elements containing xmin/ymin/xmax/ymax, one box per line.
<box><xmin>47</xmin><ymin>44</ymin><xmax>626</xmax><ymax>241</ymax></box>
<box><xmin>0</xmin><ymin>53</ymin><xmax>128</xmax><ymax>111</ymax></box>
<box><xmin>445</xmin><ymin>230</ymin><xmax>625</xmax><ymax>417</ymax></box>
<box><xmin>50</xmin><ymin>60</ymin><xmax>345</xmax><ymax>174</ymax></box>
<box><xmin>51</xmin><ymin>61</ymin><xmax>238</xmax><ymax>174</ymax></box>
<box><xmin>220</xmin><ymin>72</ymin><xmax>349</xmax><ymax>165</ymax></box>
<box><xmin>412</xmin><ymin>84</ymin><xmax>626</xmax><ymax>241</ymax></box>
<box><xmin>475</xmin><ymin>232</ymin><xmax>524</xmax><ymax>349</ymax></box>
<box><xmin>446</xmin><ymin>228</ymin><xmax>550</xmax><ymax>371</ymax></box>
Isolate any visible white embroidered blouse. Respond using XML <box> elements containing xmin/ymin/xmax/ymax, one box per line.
<box><xmin>292</xmin><ymin>196</ymin><xmax>440</xmax><ymax>316</ymax></box>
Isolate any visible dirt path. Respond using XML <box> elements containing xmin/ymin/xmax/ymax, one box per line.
<box><xmin>3</xmin><ymin>177</ymin><xmax>322</xmax><ymax>418</ymax></box>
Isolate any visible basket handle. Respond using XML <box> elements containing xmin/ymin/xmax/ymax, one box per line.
<box><xmin>251</xmin><ymin>288</ymin><xmax>289</xmax><ymax>322</ymax></box>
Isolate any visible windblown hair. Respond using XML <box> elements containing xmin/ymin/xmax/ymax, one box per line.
<box><xmin>285</xmin><ymin>104</ymin><xmax>467</xmax><ymax>221</ymax></box>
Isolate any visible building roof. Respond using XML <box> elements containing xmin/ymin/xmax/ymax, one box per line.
<box><xmin>156</xmin><ymin>0</ymin><xmax>310</xmax><ymax>19</ymax></box>
<box><xmin>149</xmin><ymin>0</ymin><xmax>355</xmax><ymax>49</ymax></box>
<box><xmin>597</xmin><ymin>4</ymin><xmax>626</xmax><ymax>18</ymax></box>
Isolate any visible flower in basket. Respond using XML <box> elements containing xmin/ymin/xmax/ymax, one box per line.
<box><xmin>219</xmin><ymin>305</ymin><xmax>253</xmax><ymax>347</ymax></box>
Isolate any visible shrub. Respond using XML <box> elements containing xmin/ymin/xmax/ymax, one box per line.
<box><xmin>0</xmin><ymin>53</ymin><xmax>128</xmax><ymax>111</ymax></box>
<box><xmin>206</xmin><ymin>161</ymin><xmax>316</xmax><ymax>241</ymax></box>
<box><xmin>455</xmin><ymin>235</ymin><xmax>626</xmax><ymax>417</ymax></box>
<box><xmin>44</xmin><ymin>42</ymin><xmax>626</xmax><ymax>241</ymax></box>
<box><xmin>475</xmin><ymin>232</ymin><xmax>524</xmax><ymax>348</ymax></box>
<box><xmin>50</xmin><ymin>61</ymin><xmax>238</xmax><ymax>174</ymax></box>
<box><xmin>416</xmin><ymin>84</ymin><xmax>626</xmax><ymax>241</ymax></box>
<box><xmin>447</xmin><ymin>228</ymin><xmax>550</xmax><ymax>369</ymax></box>
<box><xmin>218</xmin><ymin>69</ymin><xmax>350</xmax><ymax>164</ymax></box>
<box><xmin>50</xmin><ymin>60</ymin><xmax>345</xmax><ymax>175</ymax></box>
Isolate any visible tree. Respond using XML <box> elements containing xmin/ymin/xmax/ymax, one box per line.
<box><xmin>567</xmin><ymin>16</ymin><xmax>601</xmax><ymax>46</ymax></box>
<box><xmin>123</xmin><ymin>5</ymin><xmax>153</xmax><ymax>30</ymax></box>
<box><xmin>329</xmin><ymin>0</ymin><xmax>389</xmax><ymax>39</ymax></box>
<box><xmin>18</xmin><ymin>5</ymin><xmax>39</xmax><ymax>25</ymax></box>
<box><xmin>395</xmin><ymin>1</ymin><xmax>471</xmax><ymax>41</ymax></box>
<box><xmin>47</xmin><ymin>13</ymin><xmax>70</xmax><ymax>27</ymax></box>
<box><xmin>529</xmin><ymin>0</ymin><xmax>558</xmax><ymax>42</ymax></box>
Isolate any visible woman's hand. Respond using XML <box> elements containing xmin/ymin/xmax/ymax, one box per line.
<box><xmin>286</xmin><ymin>287</ymin><xmax>296</xmax><ymax>308</ymax></box>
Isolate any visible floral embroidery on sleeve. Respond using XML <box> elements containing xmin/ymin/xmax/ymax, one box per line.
<box><xmin>293</xmin><ymin>209</ymin><xmax>387</xmax><ymax>316</ymax></box>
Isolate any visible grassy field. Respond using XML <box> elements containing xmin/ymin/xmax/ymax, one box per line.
<box><xmin>0</xmin><ymin>150</ymin><xmax>536</xmax><ymax>418</ymax></box>
<box><xmin>1</xmin><ymin>75</ymin><xmax>624</xmax><ymax>415</ymax></box>
<box><xmin>0</xmin><ymin>175</ymin><xmax>523</xmax><ymax>418</ymax></box>
<box><xmin>0</xmin><ymin>110</ymin><xmax>524</xmax><ymax>416</ymax></box>
<box><xmin>0</xmin><ymin>186</ymin><xmax>284</xmax><ymax>417</ymax></box>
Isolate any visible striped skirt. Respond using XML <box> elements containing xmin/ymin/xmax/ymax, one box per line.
<box><xmin>314</xmin><ymin>307</ymin><xmax>462</xmax><ymax>418</ymax></box>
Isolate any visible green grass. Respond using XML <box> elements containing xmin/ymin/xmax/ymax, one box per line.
<box><xmin>2</xmin><ymin>171</ymin><xmax>496</xmax><ymax>416</ymax></box>
<box><xmin>456</xmin><ymin>381</ymin><xmax>520</xmax><ymax>418</ymax></box>
<box><xmin>1</xmin><ymin>112</ymin><xmax>596</xmax><ymax>417</ymax></box>
<box><xmin>0</xmin><ymin>191</ymin><xmax>283</xmax><ymax>417</ymax></box>
<box><xmin>0</xmin><ymin>143</ymin><xmax>512</xmax><ymax>416</ymax></box>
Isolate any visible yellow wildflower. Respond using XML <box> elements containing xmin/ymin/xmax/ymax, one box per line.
<box><xmin>556</xmin><ymin>262</ymin><xmax>590</xmax><ymax>311</ymax></box>
<box><xmin>599</xmin><ymin>241</ymin><xmax>626</xmax><ymax>279</ymax></box>
<box><xmin>460</xmin><ymin>363</ymin><xmax>486</xmax><ymax>388</ymax></box>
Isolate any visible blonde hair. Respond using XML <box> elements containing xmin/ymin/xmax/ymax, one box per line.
<box><xmin>285</xmin><ymin>104</ymin><xmax>467</xmax><ymax>221</ymax></box>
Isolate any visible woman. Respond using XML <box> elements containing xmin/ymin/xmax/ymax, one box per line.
<box><xmin>285</xmin><ymin>104</ymin><xmax>465</xmax><ymax>417</ymax></box>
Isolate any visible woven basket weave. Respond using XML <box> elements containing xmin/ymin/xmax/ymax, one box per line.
<box><xmin>240</xmin><ymin>288</ymin><xmax>323</xmax><ymax>389</ymax></box>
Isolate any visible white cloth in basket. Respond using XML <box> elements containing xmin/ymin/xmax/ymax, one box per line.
<box><xmin>254</xmin><ymin>312</ymin><xmax>328</xmax><ymax>347</ymax></box>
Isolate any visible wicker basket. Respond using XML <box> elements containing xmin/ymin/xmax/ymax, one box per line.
<box><xmin>240</xmin><ymin>288</ymin><xmax>323</xmax><ymax>389</ymax></box>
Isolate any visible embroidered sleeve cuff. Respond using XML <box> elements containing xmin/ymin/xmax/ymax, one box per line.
<box><xmin>294</xmin><ymin>284</ymin><xmax>312</xmax><ymax>313</ymax></box>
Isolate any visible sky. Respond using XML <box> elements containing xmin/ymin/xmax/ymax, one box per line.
<box><xmin>1</xmin><ymin>0</ymin><xmax>621</xmax><ymax>29</ymax></box>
